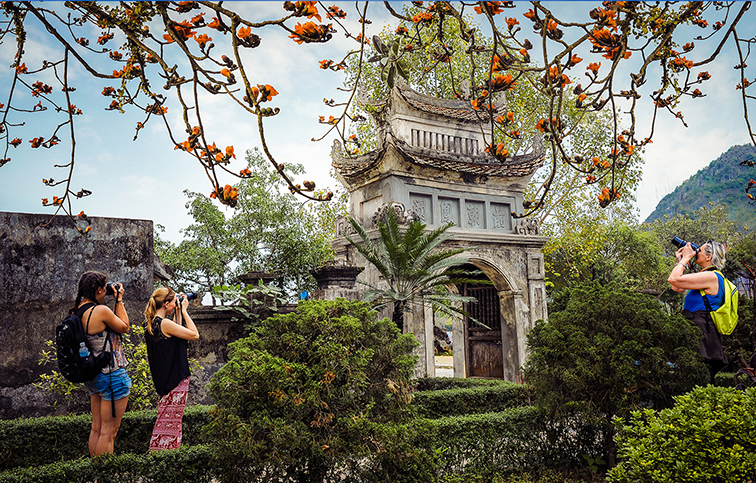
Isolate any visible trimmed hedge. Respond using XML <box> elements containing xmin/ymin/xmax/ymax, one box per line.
<box><xmin>0</xmin><ymin>405</ymin><xmax>212</xmax><ymax>471</ymax></box>
<box><xmin>0</xmin><ymin>444</ymin><xmax>217</xmax><ymax>483</ymax></box>
<box><xmin>413</xmin><ymin>383</ymin><xmax>532</xmax><ymax>418</ymax></box>
<box><xmin>0</xmin><ymin>405</ymin><xmax>600</xmax><ymax>482</ymax></box>
<box><xmin>415</xmin><ymin>376</ymin><xmax>514</xmax><ymax>392</ymax></box>
<box><xmin>432</xmin><ymin>406</ymin><xmax>604</xmax><ymax>476</ymax></box>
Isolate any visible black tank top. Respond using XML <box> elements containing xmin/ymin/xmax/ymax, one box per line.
<box><xmin>144</xmin><ymin>317</ymin><xmax>191</xmax><ymax>396</ymax></box>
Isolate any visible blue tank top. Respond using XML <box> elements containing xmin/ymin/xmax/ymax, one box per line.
<box><xmin>683</xmin><ymin>271</ymin><xmax>724</xmax><ymax>312</ymax></box>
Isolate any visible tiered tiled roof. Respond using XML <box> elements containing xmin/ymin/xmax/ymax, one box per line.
<box><xmin>332</xmin><ymin>137</ymin><xmax>544</xmax><ymax>179</ymax></box>
<box><xmin>400</xmin><ymin>142</ymin><xmax>543</xmax><ymax>178</ymax></box>
<box><xmin>334</xmin><ymin>80</ymin><xmax>543</xmax><ymax>179</ymax></box>
<box><xmin>396</xmin><ymin>83</ymin><xmax>492</xmax><ymax>123</ymax></box>
<box><xmin>330</xmin><ymin>139</ymin><xmax>384</xmax><ymax>177</ymax></box>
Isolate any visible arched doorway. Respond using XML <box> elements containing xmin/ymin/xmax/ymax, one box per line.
<box><xmin>458</xmin><ymin>264</ymin><xmax>504</xmax><ymax>378</ymax></box>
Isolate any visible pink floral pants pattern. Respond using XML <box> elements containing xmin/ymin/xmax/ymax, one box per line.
<box><xmin>149</xmin><ymin>377</ymin><xmax>190</xmax><ymax>451</ymax></box>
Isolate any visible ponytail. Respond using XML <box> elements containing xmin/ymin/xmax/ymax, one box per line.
<box><xmin>144</xmin><ymin>287</ymin><xmax>175</xmax><ymax>335</ymax></box>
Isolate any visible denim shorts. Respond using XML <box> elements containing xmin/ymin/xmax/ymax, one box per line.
<box><xmin>83</xmin><ymin>368</ymin><xmax>132</xmax><ymax>401</ymax></box>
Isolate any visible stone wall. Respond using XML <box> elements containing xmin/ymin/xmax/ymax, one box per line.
<box><xmin>0</xmin><ymin>211</ymin><xmax>154</xmax><ymax>419</ymax></box>
<box><xmin>0</xmin><ymin>211</ymin><xmax>298</xmax><ymax>419</ymax></box>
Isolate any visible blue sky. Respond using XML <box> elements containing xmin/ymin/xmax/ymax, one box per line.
<box><xmin>0</xmin><ymin>2</ymin><xmax>752</xmax><ymax>243</ymax></box>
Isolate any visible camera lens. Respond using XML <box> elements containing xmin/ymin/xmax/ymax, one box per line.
<box><xmin>670</xmin><ymin>237</ymin><xmax>699</xmax><ymax>251</ymax></box>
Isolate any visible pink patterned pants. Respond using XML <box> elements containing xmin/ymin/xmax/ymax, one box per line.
<box><xmin>149</xmin><ymin>377</ymin><xmax>190</xmax><ymax>451</ymax></box>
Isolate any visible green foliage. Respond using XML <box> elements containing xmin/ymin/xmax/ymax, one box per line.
<box><xmin>346</xmin><ymin>206</ymin><xmax>482</xmax><ymax>329</ymax></box>
<box><xmin>609</xmin><ymin>386</ymin><xmax>756</xmax><ymax>483</ymax></box>
<box><xmin>645</xmin><ymin>144</ymin><xmax>756</xmax><ymax>230</ymax></box>
<box><xmin>0</xmin><ymin>444</ymin><xmax>218</xmax><ymax>483</ymax></box>
<box><xmin>154</xmin><ymin>148</ymin><xmax>336</xmax><ymax>301</ymax></box>
<box><xmin>0</xmin><ymin>405</ymin><xmax>213</xmax><ymax>471</ymax></box>
<box><xmin>413</xmin><ymin>383</ymin><xmax>531</xmax><ymax>418</ymax></box>
<box><xmin>346</xmin><ymin>5</ymin><xmax>644</xmax><ymax>221</ymax></box>
<box><xmin>205</xmin><ymin>298</ymin><xmax>428</xmax><ymax>482</ymax></box>
<box><xmin>525</xmin><ymin>281</ymin><xmax>709</xmax><ymax>460</ymax></box>
<box><xmin>34</xmin><ymin>324</ymin><xmax>158</xmax><ymax>412</ymax></box>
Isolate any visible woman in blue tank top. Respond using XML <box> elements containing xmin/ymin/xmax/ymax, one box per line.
<box><xmin>668</xmin><ymin>240</ymin><xmax>729</xmax><ymax>383</ymax></box>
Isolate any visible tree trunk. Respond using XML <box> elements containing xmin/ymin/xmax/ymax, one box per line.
<box><xmin>392</xmin><ymin>302</ymin><xmax>404</xmax><ymax>332</ymax></box>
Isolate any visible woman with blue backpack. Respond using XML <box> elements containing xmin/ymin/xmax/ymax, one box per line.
<box><xmin>73</xmin><ymin>271</ymin><xmax>131</xmax><ymax>456</ymax></box>
<box><xmin>668</xmin><ymin>241</ymin><xmax>730</xmax><ymax>383</ymax></box>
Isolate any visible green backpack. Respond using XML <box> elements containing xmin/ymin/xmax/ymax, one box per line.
<box><xmin>700</xmin><ymin>270</ymin><xmax>739</xmax><ymax>336</ymax></box>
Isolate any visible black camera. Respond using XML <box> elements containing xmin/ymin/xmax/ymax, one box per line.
<box><xmin>105</xmin><ymin>282</ymin><xmax>122</xmax><ymax>296</ymax></box>
<box><xmin>671</xmin><ymin>236</ymin><xmax>700</xmax><ymax>252</ymax></box>
<box><xmin>177</xmin><ymin>291</ymin><xmax>198</xmax><ymax>303</ymax></box>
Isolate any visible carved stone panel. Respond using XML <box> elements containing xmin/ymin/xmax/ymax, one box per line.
<box><xmin>527</xmin><ymin>252</ymin><xmax>545</xmax><ymax>280</ymax></box>
<box><xmin>438</xmin><ymin>197</ymin><xmax>460</xmax><ymax>226</ymax></box>
<box><xmin>490</xmin><ymin>202</ymin><xmax>512</xmax><ymax>231</ymax></box>
<box><xmin>410</xmin><ymin>193</ymin><xmax>433</xmax><ymax>223</ymax></box>
<box><xmin>465</xmin><ymin>200</ymin><xmax>485</xmax><ymax>229</ymax></box>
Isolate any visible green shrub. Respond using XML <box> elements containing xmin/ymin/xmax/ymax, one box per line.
<box><xmin>0</xmin><ymin>405</ymin><xmax>212</xmax><ymax>471</ymax></box>
<box><xmin>609</xmin><ymin>386</ymin><xmax>756</xmax><ymax>482</ymax></box>
<box><xmin>415</xmin><ymin>376</ymin><xmax>513</xmax><ymax>392</ymax></box>
<box><xmin>0</xmin><ymin>444</ymin><xmax>218</xmax><ymax>483</ymax></box>
<box><xmin>525</xmin><ymin>281</ymin><xmax>709</xmax><ymax>463</ymax></box>
<box><xmin>205</xmin><ymin>298</ymin><xmax>430</xmax><ymax>483</ymax></box>
<box><xmin>414</xmin><ymin>383</ymin><xmax>530</xmax><ymax>418</ymax></box>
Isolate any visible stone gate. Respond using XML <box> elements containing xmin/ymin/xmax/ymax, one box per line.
<box><xmin>330</xmin><ymin>80</ymin><xmax>548</xmax><ymax>380</ymax></box>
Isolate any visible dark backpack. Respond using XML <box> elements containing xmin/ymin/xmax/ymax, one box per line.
<box><xmin>56</xmin><ymin>303</ymin><xmax>112</xmax><ymax>383</ymax></box>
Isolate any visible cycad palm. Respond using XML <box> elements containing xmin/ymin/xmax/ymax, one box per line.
<box><xmin>346</xmin><ymin>207</ymin><xmax>482</xmax><ymax>331</ymax></box>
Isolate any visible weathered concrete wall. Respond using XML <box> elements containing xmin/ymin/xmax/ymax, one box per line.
<box><xmin>0</xmin><ymin>211</ymin><xmax>154</xmax><ymax>419</ymax></box>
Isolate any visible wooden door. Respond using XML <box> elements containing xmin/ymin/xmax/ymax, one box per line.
<box><xmin>463</xmin><ymin>284</ymin><xmax>503</xmax><ymax>378</ymax></box>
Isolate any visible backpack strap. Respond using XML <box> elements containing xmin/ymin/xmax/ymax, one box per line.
<box><xmin>700</xmin><ymin>270</ymin><xmax>723</xmax><ymax>314</ymax></box>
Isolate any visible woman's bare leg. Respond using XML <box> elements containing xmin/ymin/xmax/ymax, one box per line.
<box><xmin>92</xmin><ymin>396</ymin><xmax>129</xmax><ymax>455</ymax></box>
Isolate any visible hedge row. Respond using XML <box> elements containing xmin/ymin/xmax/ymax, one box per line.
<box><xmin>0</xmin><ymin>405</ymin><xmax>213</xmax><ymax>471</ymax></box>
<box><xmin>413</xmin><ymin>383</ymin><xmax>533</xmax><ymax>418</ymax></box>
<box><xmin>1</xmin><ymin>407</ymin><xmax>599</xmax><ymax>483</ymax></box>
<box><xmin>0</xmin><ymin>445</ymin><xmax>217</xmax><ymax>483</ymax></box>
<box><xmin>433</xmin><ymin>406</ymin><xmax>604</xmax><ymax>476</ymax></box>
<box><xmin>415</xmin><ymin>376</ymin><xmax>515</xmax><ymax>392</ymax></box>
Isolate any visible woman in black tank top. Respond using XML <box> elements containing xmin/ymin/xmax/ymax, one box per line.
<box><xmin>143</xmin><ymin>287</ymin><xmax>199</xmax><ymax>450</ymax></box>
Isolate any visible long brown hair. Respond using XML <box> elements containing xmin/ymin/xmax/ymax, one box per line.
<box><xmin>74</xmin><ymin>271</ymin><xmax>107</xmax><ymax>310</ymax></box>
<box><xmin>144</xmin><ymin>287</ymin><xmax>175</xmax><ymax>335</ymax></box>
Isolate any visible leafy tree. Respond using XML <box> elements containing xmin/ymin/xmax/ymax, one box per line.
<box><xmin>155</xmin><ymin>148</ymin><xmax>336</xmax><ymax>301</ymax></box>
<box><xmin>206</xmin><ymin>298</ymin><xmax>434</xmax><ymax>483</ymax></box>
<box><xmin>5</xmin><ymin>2</ymin><xmax>756</xmax><ymax>226</ymax></box>
<box><xmin>345</xmin><ymin>5</ymin><xmax>644</xmax><ymax>223</ymax></box>
<box><xmin>524</xmin><ymin>281</ymin><xmax>709</xmax><ymax>466</ymax></box>
<box><xmin>543</xmin><ymin>219</ymin><xmax>667</xmax><ymax>295</ymax></box>
<box><xmin>345</xmin><ymin>205</ymin><xmax>480</xmax><ymax>332</ymax></box>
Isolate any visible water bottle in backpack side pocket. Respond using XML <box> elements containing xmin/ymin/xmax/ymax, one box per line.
<box><xmin>79</xmin><ymin>342</ymin><xmax>89</xmax><ymax>358</ymax></box>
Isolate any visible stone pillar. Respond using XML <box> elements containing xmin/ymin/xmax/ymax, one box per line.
<box><xmin>310</xmin><ymin>264</ymin><xmax>364</xmax><ymax>301</ymax></box>
<box><xmin>452</xmin><ymin>315</ymin><xmax>466</xmax><ymax>377</ymax></box>
<box><xmin>498</xmin><ymin>289</ymin><xmax>523</xmax><ymax>382</ymax></box>
<box><xmin>424</xmin><ymin>305</ymin><xmax>435</xmax><ymax>377</ymax></box>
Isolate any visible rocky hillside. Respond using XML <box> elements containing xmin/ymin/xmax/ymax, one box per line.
<box><xmin>644</xmin><ymin>144</ymin><xmax>756</xmax><ymax>229</ymax></box>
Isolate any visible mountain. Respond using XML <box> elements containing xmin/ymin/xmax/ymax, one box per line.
<box><xmin>644</xmin><ymin>144</ymin><xmax>756</xmax><ymax>229</ymax></box>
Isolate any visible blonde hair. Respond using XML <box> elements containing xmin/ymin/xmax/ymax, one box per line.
<box><xmin>144</xmin><ymin>287</ymin><xmax>175</xmax><ymax>335</ymax></box>
<box><xmin>702</xmin><ymin>241</ymin><xmax>727</xmax><ymax>270</ymax></box>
